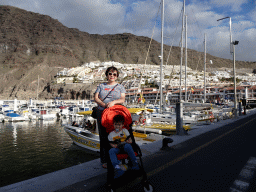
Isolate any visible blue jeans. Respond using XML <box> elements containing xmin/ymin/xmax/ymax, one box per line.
<box><xmin>109</xmin><ymin>143</ymin><xmax>137</xmax><ymax>167</ymax></box>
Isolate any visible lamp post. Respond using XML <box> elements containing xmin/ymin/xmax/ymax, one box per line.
<box><xmin>160</xmin><ymin>0</ymin><xmax>164</xmax><ymax>114</ymax></box>
<box><xmin>217</xmin><ymin>17</ymin><xmax>232</xmax><ymax>54</ymax></box>
<box><xmin>232</xmin><ymin>40</ymin><xmax>239</xmax><ymax>115</ymax></box>
<box><xmin>217</xmin><ymin>17</ymin><xmax>239</xmax><ymax>116</ymax></box>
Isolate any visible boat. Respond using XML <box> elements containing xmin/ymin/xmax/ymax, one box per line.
<box><xmin>0</xmin><ymin>113</ymin><xmax>5</xmax><ymax>122</ymax></box>
<box><xmin>129</xmin><ymin>108</ymin><xmax>191</xmax><ymax>135</ymax></box>
<box><xmin>37</xmin><ymin>109</ymin><xmax>57</xmax><ymax>120</ymax></box>
<box><xmin>151</xmin><ymin>112</ymin><xmax>176</xmax><ymax>123</ymax></box>
<box><xmin>3</xmin><ymin>112</ymin><xmax>29</xmax><ymax>122</ymax></box>
<box><xmin>64</xmin><ymin>123</ymin><xmax>100</xmax><ymax>152</ymax></box>
<box><xmin>63</xmin><ymin>109</ymin><xmax>165</xmax><ymax>152</ymax></box>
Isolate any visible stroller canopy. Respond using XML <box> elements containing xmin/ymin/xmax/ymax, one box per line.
<box><xmin>101</xmin><ymin>105</ymin><xmax>132</xmax><ymax>134</ymax></box>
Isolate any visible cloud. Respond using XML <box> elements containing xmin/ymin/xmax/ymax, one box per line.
<box><xmin>124</xmin><ymin>0</ymin><xmax>159</xmax><ymax>32</ymax></box>
<box><xmin>234</xmin><ymin>28</ymin><xmax>256</xmax><ymax>61</ymax></box>
<box><xmin>0</xmin><ymin>0</ymin><xmax>255</xmax><ymax>61</ymax></box>
<box><xmin>0</xmin><ymin>0</ymin><xmax>126</xmax><ymax>34</ymax></box>
<box><xmin>127</xmin><ymin>0</ymin><xmax>255</xmax><ymax>62</ymax></box>
<box><xmin>209</xmin><ymin>0</ymin><xmax>248</xmax><ymax>12</ymax></box>
<box><xmin>249</xmin><ymin>7</ymin><xmax>256</xmax><ymax>22</ymax></box>
<box><xmin>0</xmin><ymin>0</ymin><xmax>43</xmax><ymax>13</ymax></box>
<box><xmin>165</xmin><ymin>0</ymin><xmax>183</xmax><ymax>23</ymax></box>
<box><xmin>58</xmin><ymin>0</ymin><xmax>126</xmax><ymax>34</ymax></box>
<box><xmin>192</xmin><ymin>24</ymin><xmax>256</xmax><ymax>62</ymax></box>
<box><xmin>232</xmin><ymin>20</ymin><xmax>255</xmax><ymax>33</ymax></box>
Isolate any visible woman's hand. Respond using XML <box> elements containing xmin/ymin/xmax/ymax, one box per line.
<box><xmin>105</xmin><ymin>101</ymin><xmax>115</xmax><ymax>108</ymax></box>
<box><xmin>105</xmin><ymin>93</ymin><xmax>125</xmax><ymax>108</ymax></box>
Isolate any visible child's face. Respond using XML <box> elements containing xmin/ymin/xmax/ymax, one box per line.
<box><xmin>113</xmin><ymin>121</ymin><xmax>124</xmax><ymax>132</ymax></box>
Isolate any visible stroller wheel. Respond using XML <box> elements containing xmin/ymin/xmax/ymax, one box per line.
<box><xmin>107</xmin><ymin>184</ymin><xmax>116</xmax><ymax>192</ymax></box>
<box><xmin>108</xmin><ymin>187</ymin><xmax>116</xmax><ymax>192</ymax></box>
<box><xmin>143</xmin><ymin>183</ymin><xmax>154</xmax><ymax>192</ymax></box>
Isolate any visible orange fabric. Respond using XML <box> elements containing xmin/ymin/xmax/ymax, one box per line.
<box><xmin>117</xmin><ymin>152</ymin><xmax>138</xmax><ymax>160</ymax></box>
<box><xmin>101</xmin><ymin>105</ymin><xmax>133</xmax><ymax>133</ymax></box>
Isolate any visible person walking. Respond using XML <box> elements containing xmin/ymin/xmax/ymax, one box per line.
<box><xmin>94</xmin><ymin>66</ymin><xmax>126</xmax><ymax>168</ymax></box>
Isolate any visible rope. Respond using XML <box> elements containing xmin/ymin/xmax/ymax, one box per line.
<box><xmin>144</xmin><ymin>1</ymin><xmax>162</xmax><ymax>68</ymax></box>
<box><xmin>189</xmin><ymin>8</ymin><xmax>205</xmax><ymax>71</ymax></box>
<box><xmin>167</xmin><ymin>8</ymin><xmax>183</xmax><ymax>85</ymax></box>
<box><xmin>165</xmin><ymin>8</ymin><xmax>183</xmax><ymax>67</ymax></box>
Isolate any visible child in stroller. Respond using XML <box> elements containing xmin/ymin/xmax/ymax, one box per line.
<box><xmin>108</xmin><ymin>114</ymin><xmax>140</xmax><ymax>178</ymax></box>
<box><xmin>101</xmin><ymin>105</ymin><xmax>154</xmax><ymax>192</ymax></box>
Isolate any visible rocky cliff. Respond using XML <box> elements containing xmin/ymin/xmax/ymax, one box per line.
<box><xmin>0</xmin><ymin>5</ymin><xmax>255</xmax><ymax>100</ymax></box>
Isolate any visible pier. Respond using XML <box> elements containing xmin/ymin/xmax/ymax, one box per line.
<box><xmin>1</xmin><ymin>109</ymin><xmax>256</xmax><ymax>192</ymax></box>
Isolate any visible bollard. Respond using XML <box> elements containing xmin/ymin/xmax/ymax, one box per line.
<box><xmin>234</xmin><ymin>108</ymin><xmax>237</xmax><ymax>118</ymax></box>
<box><xmin>239</xmin><ymin>102</ymin><xmax>242</xmax><ymax>116</ymax></box>
<box><xmin>232</xmin><ymin>108</ymin><xmax>237</xmax><ymax>118</ymax></box>
<box><xmin>160</xmin><ymin>138</ymin><xmax>174</xmax><ymax>150</ymax></box>
<box><xmin>176</xmin><ymin>102</ymin><xmax>187</xmax><ymax>136</ymax></box>
<box><xmin>242</xmin><ymin>98</ymin><xmax>247</xmax><ymax>115</ymax></box>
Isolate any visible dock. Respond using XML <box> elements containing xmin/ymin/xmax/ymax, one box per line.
<box><xmin>1</xmin><ymin>109</ymin><xmax>256</xmax><ymax>192</ymax></box>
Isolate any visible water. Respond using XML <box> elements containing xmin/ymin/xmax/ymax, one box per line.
<box><xmin>0</xmin><ymin>119</ymin><xmax>99</xmax><ymax>188</ymax></box>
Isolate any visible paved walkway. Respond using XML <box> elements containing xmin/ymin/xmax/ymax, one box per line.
<box><xmin>1</xmin><ymin>109</ymin><xmax>256</xmax><ymax>192</ymax></box>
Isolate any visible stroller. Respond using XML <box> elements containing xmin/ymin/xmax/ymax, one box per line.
<box><xmin>101</xmin><ymin>105</ymin><xmax>154</xmax><ymax>192</ymax></box>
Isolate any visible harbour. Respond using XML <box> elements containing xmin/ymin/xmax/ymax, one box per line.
<box><xmin>0</xmin><ymin>97</ymin><xmax>254</xmax><ymax>189</ymax></box>
<box><xmin>0</xmin><ymin>0</ymin><xmax>256</xmax><ymax>191</ymax></box>
<box><xmin>0</xmin><ymin>119</ymin><xmax>99</xmax><ymax>188</ymax></box>
<box><xmin>1</xmin><ymin>108</ymin><xmax>256</xmax><ymax>192</ymax></box>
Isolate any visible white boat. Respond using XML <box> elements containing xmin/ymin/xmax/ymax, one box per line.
<box><xmin>151</xmin><ymin>113</ymin><xmax>176</xmax><ymax>123</ymax></box>
<box><xmin>0</xmin><ymin>113</ymin><xmax>5</xmax><ymax>122</ymax></box>
<box><xmin>58</xmin><ymin>107</ymin><xmax>70</xmax><ymax>119</ymax></box>
<box><xmin>63</xmin><ymin>110</ymin><xmax>165</xmax><ymax>152</ymax></box>
<box><xmin>183</xmin><ymin>111</ymin><xmax>201</xmax><ymax>124</ymax></box>
<box><xmin>4</xmin><ymin>112</ymin><xmax>29</xmax><ymax>122</ymax></box>
<box><xmin>129</xmin><ymin>108</ymin><xmax>191</xmax><ymax>135</ymax></box>
<box><xmin>64</xmin><ymin>124</ymin><xmax>100</xmax><ymax>152</ymax></box>
<box><xmin>37</xmin><ymin>109</ymin><xmax>57</xmax><ymax>120</ymax></box>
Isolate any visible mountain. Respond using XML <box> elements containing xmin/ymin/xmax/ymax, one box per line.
<box><xmin>0</xmin><ymin>5</ymin><xmax>255</xmax><ymax>100</ymax></box>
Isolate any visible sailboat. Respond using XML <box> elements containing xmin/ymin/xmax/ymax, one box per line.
<box><xmin>126</xmin><ymin>0</ymin><xmax>194</xmax><ymax>134</ymax></box>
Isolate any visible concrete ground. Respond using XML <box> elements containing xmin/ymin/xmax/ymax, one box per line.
<box><xmin>1</xmin><ymin>109</ymin><xmax>256</xmax><ymax>192</ymax></box>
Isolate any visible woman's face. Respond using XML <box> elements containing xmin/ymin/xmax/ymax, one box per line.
<box><xmin>107</xmin><ymin>70</ymin><xmax>118</xmax><ymax>82</ymax></box>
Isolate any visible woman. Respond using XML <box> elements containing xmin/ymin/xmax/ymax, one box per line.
<box><xmin>94</xmin><ymin>66</ymin><xmax>126</xmax><ymax>168</ymax></box>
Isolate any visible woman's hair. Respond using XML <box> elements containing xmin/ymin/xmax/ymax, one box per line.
<box><xmin>105</xmin><ymin>66</ymin><xmax>119</xmax><ymax>77</ymax></box>
<box><xmin>113</xmin><ymin>114</ymin><xmax>125</xmax><ymax>123</ymax></box>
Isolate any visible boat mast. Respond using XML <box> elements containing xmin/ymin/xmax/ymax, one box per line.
<box><xmin>185</xmin><ymin>15</ymin><xmax>187</xmax><ymax>102</ymax></box>
<box><xmin>37</xmin><ymin>75</ymin><xmax>39</xmax><ymax>101</ymax></box>
<box><xmin>180</xmin><ymin>0</ymin><xmax>185</xmax><ymax>101</ymax></box>
<box><xmin>204</xmin><ymin>33</ymin><xmax>206</xmax><ymax>102</ymax></box>
<box><xmin>160</xmin><ymin>0</ymin><xmax>164</xmax><ymax>113</ymax></box>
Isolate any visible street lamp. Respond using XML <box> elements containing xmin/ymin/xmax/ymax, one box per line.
<box><xmin>232</xmin><ymin>40</ymin><xmax>239</xmax><ymax>114</ymax></box>
<box><xmin>217</xmin><ymin>17</ymin><xmax>232</xmax><ymax>54</ymax></box>
<box><xmin>217</xmin><ymin>17</ymin><xmax>239</xmax><ymax>115</ymax></box>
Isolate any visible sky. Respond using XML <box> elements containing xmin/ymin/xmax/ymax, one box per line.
<box><xmin>1</xmin><ymin>0</ymin><xmax>256</xmax><ymax>62</ymax></box>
